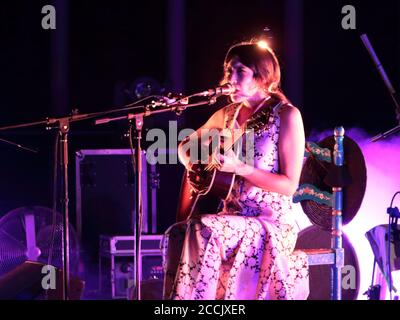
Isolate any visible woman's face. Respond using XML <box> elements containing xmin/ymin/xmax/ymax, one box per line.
<box><xmin>225</xmin><ymin>58</ymin><xmax>260</xmax><ymax>103</ymax></box>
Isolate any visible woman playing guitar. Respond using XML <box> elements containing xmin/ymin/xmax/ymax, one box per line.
<box><xmin>162</xmin><ymin>41</ymin><xmax>309</xmax><ymax>300</ymax></box>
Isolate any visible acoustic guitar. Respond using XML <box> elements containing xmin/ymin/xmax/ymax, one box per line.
<box><xmin>176</xmin><ymin>99</ymin><xmax>280</xmax><ymax>222</ymax></box>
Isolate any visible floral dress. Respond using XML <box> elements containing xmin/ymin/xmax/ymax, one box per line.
<box><xmin>162</xmin><ymin>99</ymin><xmax>310</xmax><ymax>300</ymax></box>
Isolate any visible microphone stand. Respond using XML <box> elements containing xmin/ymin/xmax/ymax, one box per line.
<box><xmin>0</xmin><ymin>96</ymin><xmax>181</xmax><ymax>300</ymax></box>
<box><xmin>0</xmin><ymin>90</ymin><xmax>222</xmax><ymax>301</ymax></box>
<box><xmin>95</xmin><ymin>95</ymin><xmax>220</xmax><ymax>300</ymax></box>
<box><xmin>0</xmin><ymin>113</ymin><xmax>89</xmax><ymax>300</ymax></box>
<box><xmin>360</xmin><ymin>34</ymin><xmax>400</xmax><ymax>142</ymax></box>
<box><xmin>0</xmin><ymin>137</ymin><xmax>38</xmax><ymax>154</ymax></box>
<box><xmin>58</xmin><ymin>118</ymin><xmax>70</xmax><ymax>300</ymax></box>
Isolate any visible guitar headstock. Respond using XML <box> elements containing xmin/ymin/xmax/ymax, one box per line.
<box><xmin>246</xmin><ymin>107</ymin><xmax>272</xmax><ymax>132</ymax></box>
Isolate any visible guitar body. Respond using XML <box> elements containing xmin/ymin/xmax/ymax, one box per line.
<box><xmin>176</xmin><ymin>168</ymin><xmax>236</xmax><ymax>222</ymax></box>
<box><xmin>176</xmin><ymin>98</ymin><xmax>280</xmax><ymax>222</ymax></box>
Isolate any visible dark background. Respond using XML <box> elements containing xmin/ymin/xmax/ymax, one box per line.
<box><xmin>0</xmin><ymin>0</ymin><xmax>399</xmax><ymax>235</ymax></box>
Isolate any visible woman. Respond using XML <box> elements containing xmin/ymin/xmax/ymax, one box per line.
<box><xmin>162</xmin><ymin>41</ymin><xmax>309</xmax><ymax>300</ymax></box>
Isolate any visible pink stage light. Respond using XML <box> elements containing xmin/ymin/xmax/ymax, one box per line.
<box><xmin>293</xmin><ymin>128</ymin><xmax>400</xmax><ymax>300</ymax></box>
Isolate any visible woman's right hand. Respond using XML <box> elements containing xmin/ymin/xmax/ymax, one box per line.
<box><xmin>186</xmin><ymin>164</ymin><xmax>209</xmax><ymax>193</ymax></box>
<box><xmin>186</xmin><ymin>168</ymin><xmax>201</xmax><ymax>193</ymax></box>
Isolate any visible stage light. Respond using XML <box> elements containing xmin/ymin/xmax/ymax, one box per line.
<box><xmin>257</xmin><ymin>40</ymin><xmax>269</xmax><ymax>50</ymax></box>
<box><xmin>127</xmin><ymin>77</ymin><xmax>162</xmax><ymax>101</ymax></box>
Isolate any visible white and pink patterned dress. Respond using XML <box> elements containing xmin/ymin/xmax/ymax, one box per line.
<box><xmin>162</xmin><ymin>100</ymin><xmax>310</xmax><ymax>300</ymax></box>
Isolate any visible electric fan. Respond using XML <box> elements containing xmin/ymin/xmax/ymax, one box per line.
<box><xmin>0</xmin><ymin>206</ymin><xmax>79</xmax><ymax>277</ymax></box>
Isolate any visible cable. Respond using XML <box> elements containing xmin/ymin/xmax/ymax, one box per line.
<box><xmin>128</xmin><ymin>123</ymin><xmax>143</xmax><ymax>299</ymax></box>
<box><xmin>90</xmin><ymin>95</ymin><xmax>168</xmax><ymax>121</ymax></box>
<box><xmin>128</xmin><ymin>125</ymin><xmax>136</xmax><ymax>176</ymax></box>
<box><xmin>128</xmin><ymin>124</ymin><xmax>142</xmax><ymax>235</ymax></box>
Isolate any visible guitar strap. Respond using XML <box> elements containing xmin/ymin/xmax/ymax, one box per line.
<box><xmin>227</xmin><ymin>97</ymin><xmax>283</xmax><ymax>156</ymax></box>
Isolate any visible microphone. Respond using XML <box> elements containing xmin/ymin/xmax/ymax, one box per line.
<box><xmin>197</xmin><ymin>83</ymin><xmax>235</xmax><ymax>97</ymax></box>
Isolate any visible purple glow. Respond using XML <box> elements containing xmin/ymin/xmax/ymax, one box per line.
<box><xmin>293</xmin><ymin>128</ymin><xmax>400</xmax><ymax>300</ymax></box>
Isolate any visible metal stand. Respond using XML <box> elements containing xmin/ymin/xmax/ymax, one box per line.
<box><xmin>331</xmin><ymin>127</ymin><xmax>345</xmax><ymax>300</ymax></box>
<box><xmin>364</xmin><ymin>259</ymin><xmax>381</xmax><ymax>300</ymax></box>
<box><xmin>94</xmin><ymin>95</ymin><xmax>221</xmax><ymax>300</ymax></box>
<box><xmin>0</xmin><ymin>113</ymin><xmax>102</xmax><ymax>300</ymax></box>
<box><xmin>0</xmin><ymin>137</ymin><xmax>38</xmax><ymax>153</ymax></box>
<box><xmin>0</xmin><ymin>88</ymin><xmax>223</xmax><ymax>300</ymax></box>
<box><xmin>59</xmin><ymin>120</ymin><xmax>70</xmax><ymax>300</ymax></box>
<box><xmin>386</xmin><ymin>198</ymin><xmax>400</xmax><ymax>300</ymax></box>
<box><xmin>131</xmin><ymin>115</ymin><xmax>143</xmax><ymax>301</ymax></box>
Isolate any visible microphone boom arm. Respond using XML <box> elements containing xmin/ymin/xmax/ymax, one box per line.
<box><xmin>361</xmin><ymin>34</ymin><xmax>400</xmax><ymax>142</ymax></box>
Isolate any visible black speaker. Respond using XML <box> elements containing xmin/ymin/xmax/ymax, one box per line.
<box><xmin>0</xmin><ymin>261</ymin><xmax>85</xmax><ymax>300</ymax></box>
<box><xmin>75</xmin><ymin>149</ymin><xmax>149</xmax><ymax>259</ymax></box>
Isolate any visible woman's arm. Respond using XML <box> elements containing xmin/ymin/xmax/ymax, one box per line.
<box><xmin>220</xmin><ymin>105</ymin><xmax>305</xmax><ymax>196</ymax></box>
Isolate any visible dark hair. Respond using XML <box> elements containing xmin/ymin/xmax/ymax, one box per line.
<box><xmin>221</xmin><ymin>41</ymin><xmax>290</xmax><ymax>104</ymax></box>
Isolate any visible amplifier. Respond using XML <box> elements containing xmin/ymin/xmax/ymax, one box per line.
<box><xmin>99</xmin><ymin>235</ymin><xmax>162</xmax><ymax>255</ymax></box>
<box><xmin>99</xmin><ymin>235</ymin><xmax>164</xmax><ymax>299</ymax></box>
